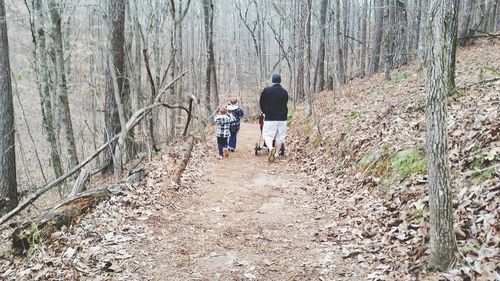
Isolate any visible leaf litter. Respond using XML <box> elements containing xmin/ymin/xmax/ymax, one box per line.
<box><xmin>287</xmin><ymin>39</ymin><xmax>499</xmax><ymax>280</ymax></box>
<box><xmin>0</xmin><ymin>39</ymin><xmax>498</xmax><ymax>281</ymax></box>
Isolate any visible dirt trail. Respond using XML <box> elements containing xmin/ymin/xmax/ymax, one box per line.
<box><xmin>127</xmin><ymin>123</ymin><xmax>338</xmax><ymax>280</ymax></box>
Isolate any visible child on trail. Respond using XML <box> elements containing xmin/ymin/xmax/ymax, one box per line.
<box><xmin>227</xmin><ymin>97</ymin><xmax>244</xmax><ymax>152</ymax></box>
<box><xmin>214</xmin><ymin>107</ymin><xmax>236</xmax><ymax>159</ymax></box>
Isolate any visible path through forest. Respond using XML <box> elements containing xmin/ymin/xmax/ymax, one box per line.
<box><xmin>127</xmin><ymin>123</ymin><xmax>346</xmax><ymax>280</ymax></box>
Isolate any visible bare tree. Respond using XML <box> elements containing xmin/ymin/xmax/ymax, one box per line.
<box><xmin>418</xmin><ymin>0</ymin><xmax>430</xmax><ymax>68</ymax></box>
<box><xmin>368</xmin><ymin>0</ymin><xmax>384</xmax><ymax>75</ymax></box>
<box><xmin>237</xmin><ymin>0</ymin><xmax>264</xmax><ymax>86</ymax></box>
<box><xmin>0</xmin><ymin>0</ymin><xmax>17</xmax><ymax>216</ymax></box>
<box><xmin>425</xmin><ymin>0</ymin><xmax>459</xmax><ymax>271</ymax></box>
<box><xmin>27</xmin><ymin>0</ymin><xmax>64</xmax><ymax>180</ymax></box>
<box><xmin>459</xmin><ymin>0</ymin><xmax>475</xmax><ymax>46</ymax></box>
<box><xmin>295</xmin><ymin>0</ymin><xmax>306</xmax><ymax>102</ymax></box>
<box><xmin>394</xmin><ymin>0</ymin><xmax>408</xmax><ymax>67</ymax></box>
<box><xmin>47</xmin><ymin>0</ymin><xmax>79</xmax><ymax>169</ymax></box>
<box><xmin>489</xmin><ymin>0</ymin><xmax>498</xmax><ymax>32</ymax></box>
<box><xmin>103</xmin><ymin>0</ymin><xmax>127</xmax><ymax>173</ymax></box>
<box><xmin>359</xmin><ymin>0</ymin><xmax>368</xmax><ymax>77</ymax></box>
<box><xmin>383</xmin><ymin>0</ymin><xmax>395</xmax><ymax>81</ymax></box>
<box><xmin>202</xmin><ymin>0</ymin><xmax>219</xmax><ymax>114</ymax></box>
<box><xmin>313</xmin><ymin>0</ymin><xmax>329</xmax><ymax>92</ymax></box>
<box><xmin>167</xmin><ymin>0</ymin><xmax>192</xmax><ymax>139</ymax></box>
<box><xmin>333</xmin><ymin>0</ymin><xmax>345</xmax><ymax>85</ymax></box>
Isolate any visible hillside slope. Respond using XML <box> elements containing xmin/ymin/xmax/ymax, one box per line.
<box><xmin>0</xmin><ymin>40</ymin><xmax>498</xmax><ymax>281</ymax></box>
<box><xmin>287</xmin><ymin>39</ymin><xmax>499</xmax><ymax>280</ymax></box>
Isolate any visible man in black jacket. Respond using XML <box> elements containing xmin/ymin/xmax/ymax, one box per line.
<box><xmin>259</xmin><ymin>74</ymin><xmax>288</xmax><ymax>162</ymax></box>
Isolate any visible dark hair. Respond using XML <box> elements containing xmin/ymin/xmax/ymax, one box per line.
<box><xmin>272</xmin><ymin>74</ymin><xmax>281</xmax><ymax>84</ymax></box>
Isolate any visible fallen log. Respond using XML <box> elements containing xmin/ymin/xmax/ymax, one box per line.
<box><xmin>11</xmin><ymin>170</ymin><xmax>145</xmax><ymax>255</ymax></box>
<box><xmin>0</xmin><ymin>72</ymin><xmax>187</xmax><ymax>226</ymax></box>
<box><xmin>11</xmin><ymin>185</ymin><xmax>118</xmax><ymax>254</ymax></box>
<box><xmin>172</xmin><ymin>136</ymin><xmax>195</xmax><ymax>187</ymax></box>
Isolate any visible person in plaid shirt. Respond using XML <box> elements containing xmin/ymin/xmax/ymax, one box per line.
<box><xmin>214</xmin><ymin>107</ymin><xmax>236</xmax><ymax>159</ymax></box>
<box><xmin>227</xmin><ymin>97</ymin><xmax>244</xmax><ymax>152</ymax></box>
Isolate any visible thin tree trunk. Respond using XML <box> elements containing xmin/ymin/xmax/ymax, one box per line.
<box><xmin>334</xmin><ymin>0</ymin><xmax>345</xmax><ymax>85</ymax></box>
<box><xmin>34</xmin><ymin>0</ymin><xmax>63</xmax><ymax>180</ymax></box>
<box><xmin>0</xmin><ymin>0</ymin><xmax>17</xmax><ymax>216</ymax></box>
<box><xmin>418</xmin><ymin>0</ymin><xmax>430</xmax><ymax>68</ymax></box>
<box><xmin>304</xmin><ymin>0</ymin><xmax>312</xmax><ymax>92</ymax></box>
<box><xmin>47</xmin><ymin>0</ymin><xmax>79</xmax><ymax>169</ymax></box>
<box><xmin>383</xmin><ymin>0</ymin><xmax>394</xmax><ymax>81</ymax></box>
<box><xmin>202</xmin><ymin>0</ymin><xmax>218</xmax><ymax>113</ymax></box>
<box><xmin>124</xmin><ymin>0</ymin><xmax>135</xmax><ymax>161</ymax></box>
<box><xmin>314</xmin><ymin>0</ymin><xmax>329</xmax><ymax>92</ymax></box>
<box><xmin>295</xmin><ymin>0</ymin><xmax>306</xmax><ymax>102</ymax></box>
<box><xmin>489</xmin><ymin>0</ymin><xmax>498</xmax><ymax>32</ymax></box>
<box><xmin>496</xmin><ymin>0</ymin><xmax>500</xmax><ymax>30</ymax></box>
<box><xmin>103</xmin><ymin>0</ymin><xmax>127</xmax><ymax>174</ymax></box>
<box><xmin>360</xmin><ymin>0</ymin><xmax>368</xmax><ymax>77</ymax></box>
<box><xmin>459</xmin><ymin>0</ymin><xmax>475</xmax><ymax>46</ymax></box>
<box><xmin>368</xmin><ymin>0</ymin><xmax>384</xmax><ymax>75</ymax></box>
<box><xmin>394</xmin><ymin>0</ymin><xmax>408</xmax><ymax>66</ymax></box>
<box><xmin>425</xmin><ymin>0</ymin><xmax>459</xmax><ymax>271</ymax></box>
<box><xmin>133</xmin><ymin>0</ymin><xmax>143</xmax><ymax>153</ymax></box>
<box><xmin>202</xmin><ymin>0</ymin><xmax>212</xmax><ymax>115</ymax></box>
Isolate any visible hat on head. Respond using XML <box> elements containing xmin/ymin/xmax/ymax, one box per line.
<box><xmin>272</xmin><ymin>74</ymin><xmax>281</xmax><ymax>84</ymax></box>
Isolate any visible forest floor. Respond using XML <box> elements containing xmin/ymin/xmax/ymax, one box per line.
<box><xmin>1</xmin><ymin>39</ymin><xmax>499</xmax><ymax>280</ymax></box>
<box><xmin>120</xmin><ymin>123</ymin><xmax>346</xmax><ymax>280</ymax></box>
<box><xmin>1</xmin><ymin>124</ymin><xmax>356</xmax><ymax>280</ymax></box>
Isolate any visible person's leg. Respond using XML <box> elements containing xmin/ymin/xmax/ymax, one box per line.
<box><xmin>228</xmin><ymin>131</ymin><xmax>236</xmax><ymax>150</ymax></box>
<box><xmin>217</xmin><ymin>137</ymin><xmax>224</xmax><ymax>157</ymax></box>
<box><xmin>222</xmin><ymin>137</ymin><xmax>229</xmax><ymax>157</ymax></box>
<box><xmin>233</xmin><ymin>129</ymin><xmax>238</xmax><ymax>149</ymax></box>
<box><xmin>275</xmin><ymin>121</ymin><xmax>287</xmax><ymax>159</ymax></box>
<box><xmin>262</xmin><ymin>121</ymin><xmax>277</xmax><ymax>153</ymax></box>
<box><xmin>217</xmin><ymin>137</ymin><xmax>224</xmax><ymax>158</ymax></box>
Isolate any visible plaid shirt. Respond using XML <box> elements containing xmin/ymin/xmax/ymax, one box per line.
<box><xmin>228</xmin><ymin>106</ymin><xmax>244</xmax><ymax>132</ymax></box>
<box><xmin>214</xmin><ymin>114</ymin><xmax>236</xmax><ymax>137</ymax></box>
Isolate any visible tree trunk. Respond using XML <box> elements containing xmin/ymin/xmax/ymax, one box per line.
<box><xmin>34</xmin><ymin>0</ymin><xmax>63</xmax><ymax>180</ymax></box>
<box><xmin>394</xmin><ymin>0</ymin><xmax>408</xmax><ymax>67</ymax></box>
<box><xmin>103</xmin><ymin>0</ymin><xmax>127</xmax><ymax>174</ymax></box>
<box><xmin>418</xmin><ymin>0</ymin><xmax>430</xmax><ymax>68</ymax></box>
<box><xmin>496</xmin><ymin>0</ymin><xmax>500</xmax><ymax>30</ymax></box>
<box><xmin>47</xmin><ymin>0</ymin><xmax>79</xmax><ymax>169</ymax></box>
<box><xmin>168</xmin><ymin>25</ymin><xmax>177</xmax><ymax>140</ymax></box>
<box><xmin>202</xmin><ymin>0</ymin><xmax>217</xmax><ymax>114</ymax></box>
<box><xmin>425</xmin><ymin>0</ymin><xmax>459</xmax><ymax>271</ymax></box>
<box><xmin>167</xmin><ymin>0</ymin><xmax>192</xmax><ymax>140</ymax></box>
<box><xmin>304</xmin><ymin>0</ymin><xmax>312</xmax><ymax>117</ymax></box>
<box><xmin>314</xmin><ymin>0</ymin><xmax>329</xmax><ymax>92</ymax></box>
<box><xmin>359</xmin><ymin>0</ymin><xmax>368</xmax><ymax>77</ymax></box>
<box><xmin>368</xmin><ymin>0</ymin><xmax>384</xmax><ymax>75</ymax></box>
<box><xmin>458</xmin><ymin>0</ymin><xmax>475</xmax><ymax>46</ymax></box>
<box><xmin>295</xmin><ymin>0</ymin><xmax>306</xmax><ymax>102</ymax></box>
<box><xmin>489</xmin><ymin>0</ymin><xmax>498</xmax><ymax>32</ymax></box>
<box><xmin>0</xmin><ymin>0</ymin><xmax>17</xmax><ymax>216</ymax></box>
<box><xmin>124</xmin><ymin>0</ymin><xmax>135</xmax><ymax>161</ymax></box>
<box><xmin>383</xmin><ymin>0</ymin><xmax>394</xmax><ymax>81</ymax></box>
<box><xmin>334</xmin><ymin>0</ymin><xmax>345</xmax><ymax>85</ymax></box>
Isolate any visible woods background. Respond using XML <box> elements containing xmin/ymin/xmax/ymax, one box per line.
<box><xmin>4</xmin><ymin>0</ymin><xmax>499</xmax><ymax>202</ymax></box>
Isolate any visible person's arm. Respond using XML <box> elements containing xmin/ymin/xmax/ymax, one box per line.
<box><xmin>213</xmin><ymin>116</ymin><xmax>221</xmax><ymax>125</ymax></box>
<box><xmin>259</xmin><ymin>90</ymin><xmax>266</xmax><ymax>113</ymax></box>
